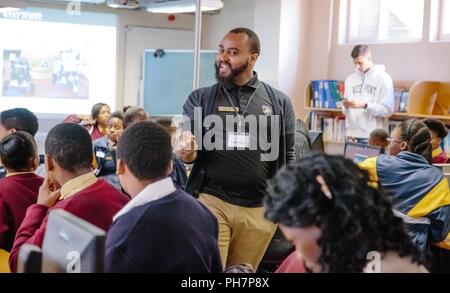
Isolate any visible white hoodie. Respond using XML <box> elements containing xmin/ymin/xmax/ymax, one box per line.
<box><xmin>343</xmin><ymin>65</ymin><xmax>394</xmax><ymax>138</ymax></box>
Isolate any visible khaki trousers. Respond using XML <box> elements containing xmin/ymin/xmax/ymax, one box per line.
<box><xmin>199</xmin><ymin>193</ymin><xmax>277</xmax><ymax>271</ymax></box>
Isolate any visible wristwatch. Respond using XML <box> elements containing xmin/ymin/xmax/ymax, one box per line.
<box><xmin>363</xmin><ymin>102</ymin><xmax>368</xmax><ymax>109</ymax></box>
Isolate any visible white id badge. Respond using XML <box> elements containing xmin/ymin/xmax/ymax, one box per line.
<box><xmin>227</xmin><ymin>132</ymin><xmax>250</xmax><ymax>148</ymax></box>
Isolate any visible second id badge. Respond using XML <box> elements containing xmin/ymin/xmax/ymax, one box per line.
<box><xmin>227</xmin><ymin>132</ymin><xmax>250</xmax><ymax>149</ymax></box>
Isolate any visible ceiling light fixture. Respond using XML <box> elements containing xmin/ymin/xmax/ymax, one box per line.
<box><xmin>0</xmin><ymin>0</ymin><xmax>26</xmax><ymax>12</ymax></box>
<box><xmin>146</xmin><ymin>0</ymin><xmax>224</xmax><ymax>14</ymax></box>
<box><xmin>107</xmin><ymin>0</ymin><xmax>140</xmax><ymax>9</ymax></box>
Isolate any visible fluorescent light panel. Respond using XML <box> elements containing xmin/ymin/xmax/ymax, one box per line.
<box><xmin>147</xmin><ymin>0</ymin><xmax>224</xmax><ymax>13</ymax></box>
<box><xmin>42</xmin><ymin>0</ymin><xmax>106</xmax><ymax>3</ymax></box>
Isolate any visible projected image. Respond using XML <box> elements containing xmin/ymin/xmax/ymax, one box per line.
<box><xmin>0</xmin><ymin>7</ymin><xmax>116</xmax><ymax>115</ymax></box>
<box><xmin>2</xmin><ymin>49</ymin><xmax>89</xmax><ymax>99</ymax></box>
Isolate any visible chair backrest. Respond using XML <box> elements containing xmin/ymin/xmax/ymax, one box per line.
<box><xmin>433</xmin><ymin>82</ymin><xmax>450</xmax><ymax>115</ymax></box>
<box><xmin>407</xmin><ymin>81</ymin><xmax>440</xmax><ymax>115</ymax></box>
<box><xmin>41</xmin><ymin>209</ymin><xmax>106</xmax><ymax>273</ymax></box>
<box><xmin>17</xmin><ymin>244</ymin><xmax>42</xmax><ymax>273</ymax></box>
<box><xmin>0</xmin><ymin>249</ymin><xmax>11</xmax><ymax>273</ymax></box>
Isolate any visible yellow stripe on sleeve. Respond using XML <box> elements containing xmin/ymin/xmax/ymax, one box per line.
<box><xmin>408</xmin><ymin>178</ymin><xmax>450</xmax><ymax>218</ymax></box>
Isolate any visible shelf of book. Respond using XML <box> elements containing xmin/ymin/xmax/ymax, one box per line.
<box><xmin>306</xmin><ymin>107</ymin><xmax>450</xmax><ymax>125</ymax></box>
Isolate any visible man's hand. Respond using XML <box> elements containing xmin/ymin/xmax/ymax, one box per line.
<box><xmin>174</xmin><ymin>131</ymin><xmax>198</xmax><ymax>163</ymax></box>
<box><xmin>342</xmin><ymin>98</ymin><xmax>367</xmax><ymax>109</ymax></box>
<box><xmin>37</xmin><ymin>177</ymin><xmax>61</xmax><ymax>208</ymax></box>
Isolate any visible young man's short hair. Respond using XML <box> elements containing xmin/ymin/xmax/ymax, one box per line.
<box><xmin>117</xmin><ymin>121</ymin><xmax>172</xmax><ymax>181</ymax></box>
<box><xmin>351</xmin><ymin>44</ymin><xmax>370</xmax><ymax>59</ymax></box>
<box><xmin>45</xmin><ymin>123</ymin><xmax>93</xmax><ymax>173</ymax></box>
<box><xmin>0</xmin><ymin>108</ymin><xmax>39</xmax><ymax>136</ymax></box>
<box><xmin>229</xmin><ymin>27</ymin><xmax>261</xmax><ymax>55</ymax></box>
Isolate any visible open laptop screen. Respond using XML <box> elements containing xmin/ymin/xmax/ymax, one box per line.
<box><xmin>344</xmin><ymin>142</ymin><xmax>383</xmax><ymax>163</ymax></box>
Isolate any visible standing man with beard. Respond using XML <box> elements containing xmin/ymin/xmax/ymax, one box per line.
<box><xmin>179</xmin><ymin>27</ymin><xmax>296</xmax><ymax>271</ymax></box>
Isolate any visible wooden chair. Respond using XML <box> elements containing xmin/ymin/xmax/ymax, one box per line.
<box><xmin>0</xmin><ymin>249</ymin><xmax>11</xmax><ymax>273</ymax></box>
<box><xmin>433</xmin><ymin>82</ymin><xmax>450</xmax><ymax>116</ymax></box>
<box><xmin>407</xmin><ymin>81</ymin><xmax>440</xmax><ymax>115</ymax></box>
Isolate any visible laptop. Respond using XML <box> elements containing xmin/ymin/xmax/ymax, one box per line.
<box><xmin>344</xmin><ymin>142</ymin><xmax>383</xmax><ymax>163</ymax></box>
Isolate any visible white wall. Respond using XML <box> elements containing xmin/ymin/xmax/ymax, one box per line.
<box><xmin>202</xmin><ymin>0</ymin><xmax>255</xmax><ymax>49</ymax></box>
<box><xmin>202</xmin><ymin>0</ymin><xmax>282</xmax><ymax>87</ymax></box>
<box><xmin>278</xmin><ymin>0</ymin><xmax>310</xmax><ymax>118</ymax></box>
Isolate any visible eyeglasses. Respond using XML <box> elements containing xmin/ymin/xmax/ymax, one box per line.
<box><xmin>387</xmin><ymin>138</ymin><xmax>402</xmax><ymax>145</ymax></box>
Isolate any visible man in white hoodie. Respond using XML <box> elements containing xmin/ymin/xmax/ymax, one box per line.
<box><xmin>342</xmin><ymin>45</ymin><xmax>394</xmax><ymax>144</ymax></box>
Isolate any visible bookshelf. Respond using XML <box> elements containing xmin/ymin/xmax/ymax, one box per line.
<box><xmin>305</xmin><ymin>80</ymin><xmax>450</xmax><ymax>155</ymax></box>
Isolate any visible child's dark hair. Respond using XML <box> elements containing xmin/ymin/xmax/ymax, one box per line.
<box><xmin>110</xmin><ymin>111</ymin><xmax>125</xmax><ymax>123</ymax></box>
<box><xmin>264</xmin><ymin>153</ymin><xmax>423</xmax><ymax>273</ymax></box>
<box><xmin>423</xmin><ymin>118</ymin><xmax>448</xmax><ymax>139</ymax></box>
<box><xmin>0</xmin><ymin>131</ymin><xmax>37</xmax><ymax>171</ymax></box>
<box><xmin>369</xmin><ymin>129</ymin><xmax>388</xmax><ymax>141</ymax></box>
<box><xmin>154</xmin><ymin>117</ymin><xmax>174</xmax><ymax>133</ymax></box>
<box><xmin>124</xmin><ymin>106</ymin><xmax>149</xmax><ymax>128</ymax></box>
<box><xmin>117</xmin><ymin>121</ymin><xmax>172</xmax><ymax>181</ymax></box>
<box><xmin>45</xmin><ymin>123</ymin><xmax>93</xmax><ymax>173</ymax></box>
<box><xmin>0</xmin><ymin>108</ymin><xmax>39</xmax><ymax>136</ymax></box>
<box><xmin>396</xmin><ymin>119</ymin><xmax>432</xmax><ymax>163</ymax></box>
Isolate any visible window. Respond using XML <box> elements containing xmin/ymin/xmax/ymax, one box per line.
<box><xmin>345</xmin><ymin>0</ymin><xmax>424</xmax><ymax>43</ymax></box>
<box><xmin>440</xmin><ymin>0</ymin><xmax>450</xmax><ymax>40</ymax></box>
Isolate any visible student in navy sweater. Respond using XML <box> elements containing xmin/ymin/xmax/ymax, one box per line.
<box><xmin>105</xmin><ymin>121</ymin><xmax>222</xmax><ymax>273</ymax></box>
<box><xmin>9</xmin><ymin>123</ymin><xmax>129</xmax><ymax>272</ymax></box>
<box><xmin>0</xmin><ymin>131</ymin><xmax>43</xmax><ymax>252</ymax></box>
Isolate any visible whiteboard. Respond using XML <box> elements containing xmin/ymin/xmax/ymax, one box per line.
<box><xmin>123</xmin><ymin>26</ymin><xmax>196</xmax><ymax>107</ymax></box>
<box><xmin>141</xmin><ymin>49</ymin><xmax>217</xmax><ymax>116</ymax></box>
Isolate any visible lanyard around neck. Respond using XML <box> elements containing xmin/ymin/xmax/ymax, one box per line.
<box><xmin>223</xmin><ymin>80</ymin><xmax>261</xmax><ymax>131</ymax></box>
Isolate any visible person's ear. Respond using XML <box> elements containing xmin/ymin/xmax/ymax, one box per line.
<box><xmin>9</xmin><ymin>128</ymin><xmax>16</xmax><ymax>134</ymax></box>
<box><xmin>116</xmin><ymin>158</ymin><xmax>125</xmax><ymax>176</ymax></box>
<box><xmin>400</xmin><ymin>141</ymin><xmax>409</xmax><ymax>151</ymax></box>
<box><xmin>31</xmin><ymin>153</ymin><xmax>39</xmax><ymax>170</ymax></box>
<box><xmin>249</xmin><ymin>53</ymin><xmax>259</xmax><ymax>66</ymax></box>
<box><xmin>45</xmin><ymin>154</ymin><xmax>54</xmax><ymax>172</ymax></box>
<box><xmin>166</xmin><ymin>160</ymin><xmax>173</xmax><ymax>177</ymax></box>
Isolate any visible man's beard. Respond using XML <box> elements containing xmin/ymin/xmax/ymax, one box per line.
<box><xmin>215</xmin><ymin>60</ymin><xmax>249</xmax><ymax>84</ymax></box>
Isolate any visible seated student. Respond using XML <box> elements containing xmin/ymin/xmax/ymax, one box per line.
<box><xmin>92</xmin><ymin>111</ymin><xmax>125</xmax><ymax>190</ymax></box>
<box><xmin>63</xmin><ymin>103</ymin><xmax>112</xmax><ymax>141</ymax></box>
<box><xmin>264</xmin><ymin>153</ymin><xmax>427</xmax><ymax>273</ymax></box>
<box><xmin>124</xmin><ymin>106</ymin><xmax>150</xmax><ymax>128</ymax></box>
<box><xmin>105</xmin><ymin>122</ymin><xmax>222</xmax><ymax>273</ymax></box>
<box><xmin>154</xmin><ymin>117</ymin><xmax>188</xmax><ymax>190</ymax></box>
<box><xmin>90</xmin><ymin>103</ymin><xmax>111</xmax><ymax>141</ymax></box>
<box><xmin>0</xmin><ymin>108</ymin><xmax>40</xmax><ymax>178</ymax></box>
<box><xmin>368</xmin><ymin>128</ymin><xmax>388</xmax><ymax>153</ymax></box>
<box><xmin>423</xmin><ymin>118</ymin><xmax>449</xmax><ymax>164</ymax></box>
<box><xmin>358</xmin><ymin>119</ymin><xmax>450</xmax><ymax>272</ymax></box>
<box><xmin>9</xmin><ymin>123</ymin><xmax>129</xmax><ymax>272</ymax></box>
<box><xmin>0</xmin><ymin>132</ymin><xmax>43</xmax><ymax>252</ymax></box>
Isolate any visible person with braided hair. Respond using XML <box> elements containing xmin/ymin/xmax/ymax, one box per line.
<box><xmin>264</xmin><ymin>153</ymin><xmax>427</xmax><ymax>273</ymax></box>
<box><xmin>359</xmin><ymin>119</ymin><xmax>450</xmax><ymax>272</ymax></box>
